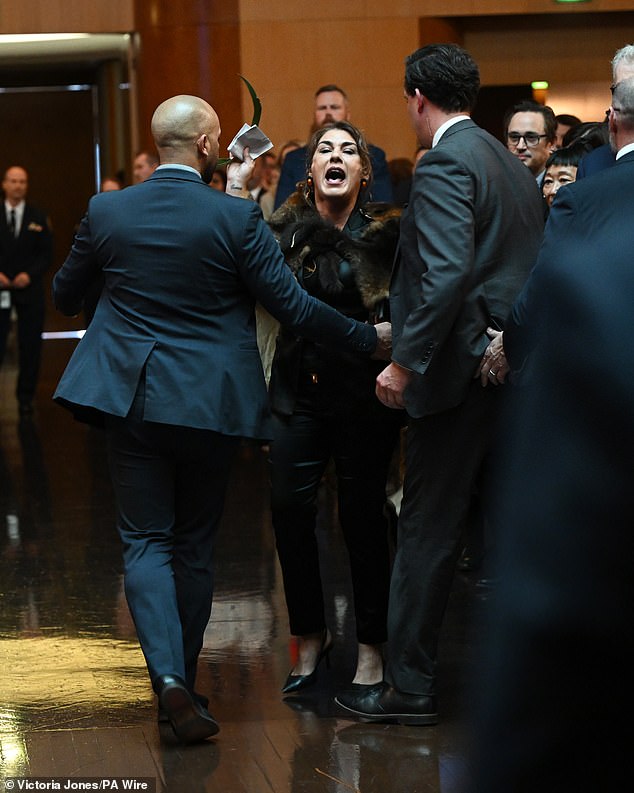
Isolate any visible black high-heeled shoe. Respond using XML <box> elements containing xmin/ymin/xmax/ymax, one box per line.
<box><xmin>281</xmin><ymin>630</ymin><xmax>333</xmax><ymax>694</ymax></box>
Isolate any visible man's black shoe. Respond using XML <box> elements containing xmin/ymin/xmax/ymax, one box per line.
<box><xmin>335</xmin><ymin>682</ymin><xmax>438</xmax><ymax>726</ymax></box>
<box><xmin>154</xmin><ymin>674</ymin><xmax>219</xmax><ymax>742</ymax></box>
<box><xmin>158</xmin><ymin>691</ymin><xmax>209</xmax><ymax>723</ymax></box>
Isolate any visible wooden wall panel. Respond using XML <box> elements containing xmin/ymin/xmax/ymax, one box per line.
<box><xmin>0</xmin><ymin>1</ymin><xmax>134</xmax><ymax>32</ymax></box>
<box><xmin>133</xmin><ymin>1</ymin><xmax>241</xmax><ymax>158</ymax></box>
<box><xmin>240</xmin><ymin>0</ymin><xmax>634</xmax><ymax>161</ymax></box>
<box><xmin>372</xmin><ymin>0</ymin><xmax>634</xmax><ymax>16</ymax></box>
<box><xmin>239</xmin><ymin>16</ymin><xmax>419</xmax><ymax>161</ymax></box>
<box><xmin>3</xmin><ymin>1</ymin><xmax>634</xmax><ymax>176</ymax></box>
<box><xmin>465</xmin><ymin>13</ymin><xmax>634</xmax><ymax>85</ymax></box>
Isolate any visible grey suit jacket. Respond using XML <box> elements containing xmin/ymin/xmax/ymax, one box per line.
<box><xmin>390</xmin><ymin>119</ymin><xmax>544</xmax><ymax>417</ymax></box>
<box><xmin>53</xmin><ymin>168</ymin><xmax>376</xmax><ymax>438</ymax></box>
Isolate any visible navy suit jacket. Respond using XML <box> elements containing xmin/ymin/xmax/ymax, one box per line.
<box><xmin>390</xmin><ymin>119</ymin><xmax>544</xmax><ymax>417</ymax></box>
<box><xmin>469</xmin><ymin>149</ymin><xmax>634</xmax><ymax>793</ymax></box>
<box><xmin>576</xmin><ymin>142</ymin><xmax>615</xmax><ymax>179</ymax></box>
<box><xmin>0</xmin><ymin>204</ymin><xmax>53</xmax><ymax>304</ymax></box>
<box><xmin>274</xmin><ymin>142</ymin><xmax>393</xmax><ymax>210</ymax></box>
<box><xmin>53</xmin><ymin>167</ymin><xmax>376</xmax><ymax>438</ymax></box>
<box><xmin>505</xmin><ymin>150</ymin><xmax>634</xmax><ymax>372</ymax></box>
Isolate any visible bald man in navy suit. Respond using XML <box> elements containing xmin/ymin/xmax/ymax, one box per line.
<box><xmin>53</xmin><ymin>95</ymin><xmax>389</xmax><ymax>743</ymax></box>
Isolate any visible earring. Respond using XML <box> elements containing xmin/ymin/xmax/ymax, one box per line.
<box><xmin>361</xmin><ymin>177</ymin><xmax>368</xmax><ymax>190</ymax></box>
<box><xmin>306</xmin><ymin>175</ymin><xmax>314</xmax><ymax>188</ymax></box>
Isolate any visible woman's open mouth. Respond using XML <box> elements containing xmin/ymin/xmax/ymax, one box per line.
<box><xmin>325</xmin><ymin>166</ymin><xmax>346</xmax><ymax>184</ymax></box>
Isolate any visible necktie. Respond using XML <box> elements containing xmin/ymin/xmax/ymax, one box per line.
<box><xmin>9</xmin><ymin>209</ymin><xmax>16</xmax><ymax>237</ymax></box>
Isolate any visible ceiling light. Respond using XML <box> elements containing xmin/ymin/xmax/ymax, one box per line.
<box><xmin>0</xmin><ymin>34</ymin><xmax>91</xmax><ymax>44</ymax></box>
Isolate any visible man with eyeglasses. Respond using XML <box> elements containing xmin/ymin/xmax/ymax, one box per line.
<box><xmin>503</xmin><ymin>100</ymin><xmax>557</xmax><ymax>185</ymax></box>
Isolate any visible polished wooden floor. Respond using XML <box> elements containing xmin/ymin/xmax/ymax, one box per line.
<box><xmin>0</xmin><ymin>331</ymin><xmax>492</xmax><ymax>793</ymax></box>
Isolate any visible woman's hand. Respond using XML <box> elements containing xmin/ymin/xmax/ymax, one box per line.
<box><xmin>226</xmin><ymin>147</ymin><xmax>255</xmax><ymax>197</ymax></box>
<box><xmin>372</xmin><ymin>321</ymin><xmax>392</xmax><ymax>361</ymax></box>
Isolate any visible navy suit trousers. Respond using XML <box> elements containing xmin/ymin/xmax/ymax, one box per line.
<box><xmin>105</xmin><ymin>390</ymin><xmax>238</xmax><ymax>691</ymax></box>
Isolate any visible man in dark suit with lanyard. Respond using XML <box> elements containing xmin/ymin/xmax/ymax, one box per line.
<box><xmin>336</xmin><ymin>44</ymin><xmax>544</xmax><ymax>725</ymax></box>
<box><xmin>52</xmin><ymin>94</ymin><xmax>390</xmax><ymax>744</ymax></box>
<box><xmin>0</xmin><ymin>166</ymin><xmax>53</xmax><ymax>417</ymax></box>
<box><xmin>468</xmin><ymin>76</ymin><xmax>634</xmax><ymax>793</ymax></box>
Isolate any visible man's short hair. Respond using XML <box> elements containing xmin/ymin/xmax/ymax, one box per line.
<box><xmin>314</xmin><ymin>84</ymin><xmax>348</xmax><ymax>100</ymax></box>
<box><xmin>404</xmin><ymin>44</ymin><xmax>480</xmax><ymax>113</ymax></box>
<box><xmin>503</xmin><ymin>100</ymin><xmax>557</xmax><ymax>142</ymax></box>
<box><xmin>612</xmin><ymin>77</ymin><xmax>634</xmax><ymax>128</ymax></box>
<box><xmin>612</xmin><ymin>44</ymin><xmax>634</xmax><ymax>79</ymax></box>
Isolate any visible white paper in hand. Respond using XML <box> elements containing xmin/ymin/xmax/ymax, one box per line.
<box><xmin>227</xmin><ymin>124</ymin><xmax>273</xmax><ymax>160</ymax></box>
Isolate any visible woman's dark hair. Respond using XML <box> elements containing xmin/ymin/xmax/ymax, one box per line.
<box><xmin>544</xmin><ymin>140</ymin><xmax>591</xmax><ymax>171</ymax></box>
<box><xmin>302</xmin><ymin>121</ymin><xmax>373</xmax><ymax>201</ymax></box>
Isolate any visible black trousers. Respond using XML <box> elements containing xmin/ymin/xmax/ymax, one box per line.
<box><xmin>269</xmin><ymin>403</ymin><xmax>401</xmax><ymax>645</ymax></box>
<box><xmin>385</xmin><ymin>380</ymin><xmax>502</xmax><ymax>696</ymax></box>
<box><xmin>0</xmin><ymin>295</ymin><xmax>44</xmax><ymax>404</ymax></box>
<box><xmin>105</xmin><ymin>397</ymin><xmax>238</xmax><ymax>692</ymax></box>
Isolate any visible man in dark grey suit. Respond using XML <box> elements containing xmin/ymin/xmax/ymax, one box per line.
<box><xmin>53</xmin><ymin>95</ymin><xmax>389</xmax><ymax>743</ymax></box>
<box><xmin>336</xmin><ymin>44</ymin><xmax>544</xmax><ymax>724</ymax></box>
<box><xmin>468</xmin><ymin>76</ymin><xmax>634</xmax><ymax>793</ymax></box>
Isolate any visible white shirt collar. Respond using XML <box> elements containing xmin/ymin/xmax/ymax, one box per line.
<box><xmin>5</xmin><ymin>201</ymin><xmax>24</xmax><ymax>232</ymax></box>
<box><xmin>5</xmin><ymin>199</ymin><xmax>25</xmax><ymax>214</ymax></box>
<box><xmin>616</xmin><ymin>141</ymin><xmax>634</xmax><ymax>160</ymax></box>
<box><xmin>155</xmin><ymin>163</ymin><xmax>201</xmax><ymax>177</ymax></box>
<box><xmin>433</xmin><ymin>115</ymin><xmax>471</xmax><ymax>148</ymax></box>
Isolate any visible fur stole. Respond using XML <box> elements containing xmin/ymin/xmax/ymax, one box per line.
<box><xmin>268</xmin><ymin>194</ymin><xmax>401</xmax><ymax>310</ymax></box>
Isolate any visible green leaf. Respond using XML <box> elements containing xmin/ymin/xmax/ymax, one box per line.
<box><xmin>239</xmin><ymin>74</ymin><xmax>262</xmax><ymax>127</ymax></box>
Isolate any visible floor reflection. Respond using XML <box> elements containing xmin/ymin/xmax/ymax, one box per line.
<box><xmin>0</xmin><ymin>338</ymin><xmax>480</xmax><ymax>792</ymax></box>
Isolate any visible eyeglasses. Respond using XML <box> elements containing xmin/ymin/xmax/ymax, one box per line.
<box><xmin>506</xmin><ymin>132</ymin><xmax>548</xmax><ymax>148</ymax></box>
